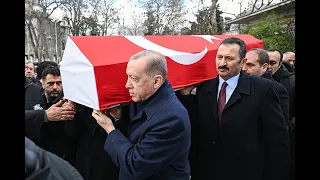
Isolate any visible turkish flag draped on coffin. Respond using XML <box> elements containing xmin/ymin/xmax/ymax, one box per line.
<box><xmin>60</xmin><ymin>34</ymin><xmax>263</xmax><ymax>110</ymax></box>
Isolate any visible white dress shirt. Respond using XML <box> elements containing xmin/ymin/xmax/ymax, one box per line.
<box><xmin>217</xmin><ymin>73</ymin><xmax>240</xmax><ymax>104</ymax></box>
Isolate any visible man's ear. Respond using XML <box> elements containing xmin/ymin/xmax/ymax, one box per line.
<box><xmin>241</xmin><ymin>58</ymin><xmax>247</xmax><ymax>68</ymax></box>
<box><xmin>40</xmin><ymin>79</ymin><xmax>44</xmax><ymax>88</ymax></box>
<box><xmin>262</xmin><ymin>63</ymin><xmax>269</xmax><ymax>72</ymax></box>
<box><xmin>153</xmin><ymin>75</ymin><xmax>163</xmax><ymax>89</ymax></box>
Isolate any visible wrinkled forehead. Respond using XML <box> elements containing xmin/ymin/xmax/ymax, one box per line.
<box><xmin>284</xmin><ymin>54</ymin><xmax>295</xmax><ymax>60</ymax></box>
<box><xmin>126</xmin><ymin>57</ymin><xmax>148</xmax><ymax>76</ymax></box>
<box><xmin>245</xmin><ymin>51</ymin><xmax>259</xmax><ymax>63</ymax></box>
<box><xmin>25</xmin><ymin>63</ymin><xmax>34</xmax><ymax>68</ymax></box>
<box><xmin>217</xmin><ymin>44</ymin><xmax>240</xmax><ymax>58</ymax></box>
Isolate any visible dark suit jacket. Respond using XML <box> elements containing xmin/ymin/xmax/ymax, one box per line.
<box><xmin>74</xmin><ymin>105</ymin><xmax>129</xmax><ymax>180</ymax></box>
<box><xmin>262</xmin><ymin>71</ymin><xmax>290</xmax><ymax>129</ymax></box>
<box><xmin>25</xmin><ymin>77</ymin><xmax>45</xmax><ymax>143</ymax></box>
<box><xmin>25</xmin><ymin>137</ymin><xmax>83</xmax><ymax>180</ymax></box>
<box><xmin>180</xmin><ymin>72</ymin><xmax>290</xmax><ymax>180</ymax></box>
<box><xmin>38</xmin><ymin>91</ymin><xmax>78</xmax><ymax>166</ymax></box>
<box><xmin>104</xmin><ymin>80</ymin><xmax>191</xmax><ymax>180</ymax></box>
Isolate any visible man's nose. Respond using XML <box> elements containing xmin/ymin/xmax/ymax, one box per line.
<box><xmin>242</xmin><ymin>64</ymin><xmax>247</xmax><ymax>71</ymax></box>
<box><xmin>52</xmin><ymin>83</ymin><xmax>59</xmax><ymax>89</ymax></box>
<box><xmin>125</xmin><ymin>79</ymin><xmax>131</xmax><ymax>89</ymax></box>
<box><xmin>219</xmin><ymin>58</ymin><xmax>228</xmax><ymax>66</ymax></box>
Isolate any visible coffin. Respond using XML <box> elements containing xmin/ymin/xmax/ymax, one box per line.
<box><xmin>60</xmin><ymin>35</ymin><xmax>263</xmax><ymax>110</ymax></box>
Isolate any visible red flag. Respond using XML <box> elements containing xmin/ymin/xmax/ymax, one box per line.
<box><xmin>60</xmin><ymin>35</ymin><xmax>263</xmax><ymax>110</ymax></box>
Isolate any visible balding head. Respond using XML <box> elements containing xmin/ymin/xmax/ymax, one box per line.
<box><xmin>130</xmin><ymin>50</ymin><xmax>168</xmax><ymax>79</ymax></box>
<box><xmin>283</xmin><ymin>52</ymin><xmax>295</xmax><ymax>68</ymax></box>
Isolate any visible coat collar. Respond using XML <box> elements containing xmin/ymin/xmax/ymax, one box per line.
<box><xmin>206</xmin><ymin>71</ymin><xmax>250</xmax><ymax>96</ymax></box>
<box><xmin>203</xmin><ymin>71</ymin><xmax>251</xmax><ymax>121</ymax></box>
<box><xmin>130</xmin><ymin>79</ymin><xmax>175</xmax><ymax>122</ymax></box>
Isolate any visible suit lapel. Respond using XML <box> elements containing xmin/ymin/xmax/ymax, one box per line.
<box><xmin>205</xmin><ymin>78</ymin><xmax>219</xmax><ymax>123</ymax></box>
<box><xmin>224</xmin><ymin>72</ymin><xmax>251</xmax><ymax>111</ymax></box>
<box><xmin>131</xmin><ymin>108</ymin><xmax>144</xmax><ymax>123</ymax></box>
<box><xmin>224</xmin><ymin>91</ymin><xmax>241</xmax><ymax>110</ymax></box>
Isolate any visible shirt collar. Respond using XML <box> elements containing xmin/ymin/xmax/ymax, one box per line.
<box><xmin>218</xmin><ymin>73</ymin><xmax>240</xmax><ymax>90</ymax></box>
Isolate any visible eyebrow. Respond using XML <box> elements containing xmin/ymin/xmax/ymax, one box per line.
<box><xmin>217</xmin><ymin>54</ymin><xmax>235</xmax><ymax>59</ymax></box>
<box><xmin>47</xmin><ymin>80</ymin><xmax>62</xmax><ymax>83</ymax></box>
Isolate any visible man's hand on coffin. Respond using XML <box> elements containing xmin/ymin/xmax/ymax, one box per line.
<box><xmin>179</xmin><ymin>85</ymin><xmax>196</xmax><ymax>95</ymax></box>
<box><xmin>109</xmin><ymin>106</ymin><xmax>122</xmax><ymax>120</ymax></box>
<box><xmin>62</xmin><ymin>99</ymin><xmax>77</xmax><ymax>113</ymax></box>
<box><xmin>92</xmin><ymin>109</ymin><xmax>115</xmax><ymax>134</ymax></box>
<box><xmin>46</xmin><ymin>100</ymin><xmax>76</xmax><ymax>121</ymax></box>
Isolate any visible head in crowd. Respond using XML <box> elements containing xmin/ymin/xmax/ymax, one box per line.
<box><xmin>125</xmin><ymin>50</ymin><xmax>167</xmax><ymax>102</ymax></box>
<box><xmin>25</xmin><ymin>61</ymin><xmax>36</xmax><ymax>78</ymax></box>
<box><xmin>216</xmin><ymin>37</ymin><xmax>246</xmax><ymax>80</ymax></box>
<box><xmin>36</xmin><ymin>61</ymin><xmax>59</xmax><ymax>80</ymax></box>
<box><xmin>282</xmin><ymin>52</ymin><xmax>295</xmax><ymax>68</ymax></box>
<box><xmin>242</xmin><ymin>48</ymin><xmax>270</xmax><ymax>76</ymax></box>
<box><xmin>41</xmin><ymin>66</ymin><xmax>63</xmax><ymax>102</ymax></box>
<box><xmin>266</xmin><ymin>48</ymin><xmax>282</xmax><ymax>74</ymax></box>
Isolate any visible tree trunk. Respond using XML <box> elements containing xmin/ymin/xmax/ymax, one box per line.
<box><xmin>27</xmin><ymin>21</ymin><xmax>40</xmax><ymax>61</ymax></box>
<box><xmin>210</xmin><ymin>0</ymin><xmax>218</xmax><ymax>34</ymax></box>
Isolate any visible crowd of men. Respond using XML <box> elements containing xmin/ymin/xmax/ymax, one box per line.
<box><xmin>25</xmin><ymin>37</ymin><xmax>295</xmax><ymax>180</ymax></box>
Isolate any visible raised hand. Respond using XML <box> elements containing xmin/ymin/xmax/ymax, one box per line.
<box><xmin>46</xmin><ymin>100</ymin><xmax>76</xmax><ymax>121</ymax></box>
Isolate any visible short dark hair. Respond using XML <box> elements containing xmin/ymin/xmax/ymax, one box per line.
<box><xmin>248</xmin><ymin>48</ymin><xmax>270</xmax><ymax>65</ymax></box>
<box><xmin>25</xmin><ymin>61</ymin><xmax>35</xmax><ymax>72</ymax></box>
<box><xmin>36</xmin><ymin>61</ymin><xmax>58</xmax><ymax>79</ymax></box>
<box><xmin>219</xmin><ymin>37</ymin><xmax>247</xmax><ymax>59</ymax></box>
<box><xmin>266</xmin><ymin>48</ymin><xmax>283</xmax><ymax>63</ymax></box>
<box><xmin>41</xmin><ymin>66</ymin><xmax>61</xmax><ymax>80</ymax></box>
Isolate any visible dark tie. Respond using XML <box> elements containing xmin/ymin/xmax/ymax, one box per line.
<box><xmin>218</xmin><ymin>82</ymin><xmax>228</xmax><ymax>121</ymax></box>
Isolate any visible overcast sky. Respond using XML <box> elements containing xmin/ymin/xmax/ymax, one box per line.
<box><xmin>50</xmin><ymin>0</ymin><xmax>245</xmax><ymax>23</ymax></box>
<box><xmin>49</xmin><ymin>0</ymin><xmax>284</xmax><ymax>34</ymax></box>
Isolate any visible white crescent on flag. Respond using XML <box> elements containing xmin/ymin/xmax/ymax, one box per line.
<box><xmin>124</xmin><ymin>35</ymin><xmax>221</xmax><ymax>65</ymax></box>
<box><xmin>60</xmin><ymin>34</ymin><xmax>263</xmax><ymax>110</ymax></box>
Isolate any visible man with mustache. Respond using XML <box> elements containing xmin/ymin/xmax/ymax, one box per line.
<box><xmin>178</xmin><ymin>37</ymin><xmax>290</xmax><ymax>180</ymax></box>
<box><xmin>37</xmin><ymin>66</ymin><xmax>78</xmax><ymax>166</ymax></box>
<box><xmin>25</xmin><ymin>63</ymin><xmax>76</xmax><ymax>145</ymax></box>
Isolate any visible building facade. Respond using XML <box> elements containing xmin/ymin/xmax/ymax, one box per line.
<box><xmin>25</xmin><ymin>0</ymin><xmax>71</xmax><ymax>63</ymax></box>
<box><xmin>224</xmin><ymin>0</ymin><xmax>295</xmax><ymax>37</ymax></box>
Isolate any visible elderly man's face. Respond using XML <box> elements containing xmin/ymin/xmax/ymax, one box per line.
<box><xmin>125</xmin><ymin>57</ymin><xmax>156</xmax><ymax>102</ymax></box>
<box><xmin>283</xmin><ymin>53</ymin><xmax>295</xmax><ymax>68</ymax></box>
<box><xmin>25</xmin><ymin>63</ymin><xmax>36</xmax><ymax>78</ymax></box>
